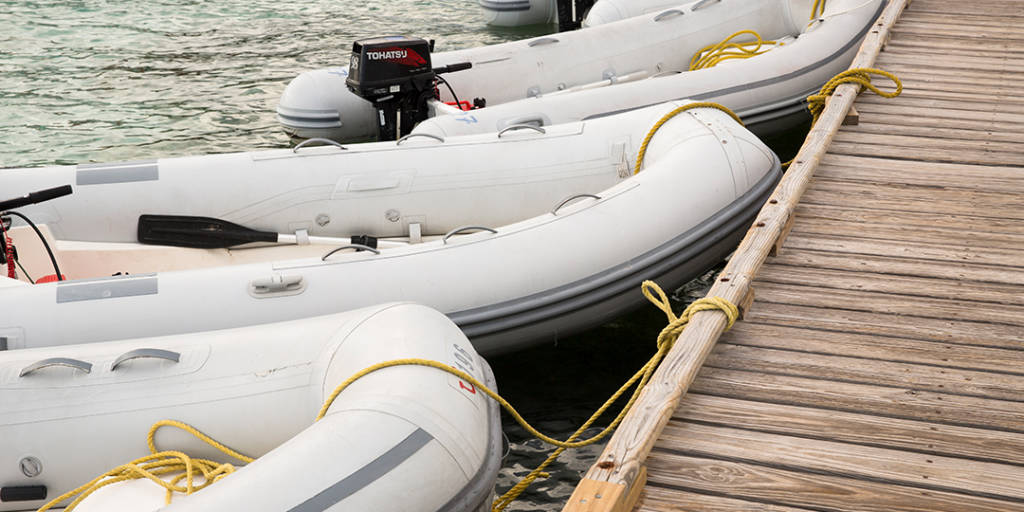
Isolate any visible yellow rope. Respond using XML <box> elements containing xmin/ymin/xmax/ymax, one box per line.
<box><xmin>811</xmin><ymin>0</ymin><xmax>827</xmax><ymax>18</ymax></box>
<box><xmin>37</xmin><ymin>421</ymin><xmax>252</xmax><ymax>511</ymax></box>
<box><xmin>806</xmin><ymin>67</ymin><xmax>902</xmax><ymax>125</ymax></box>
<box><xmin>633</xmin><ymin>102</ymin><xmax>742</xmax><ymax>175</ymax></box>
<box><xmin>39</xmin><ymin>283</ymin><xmax>738</xmax><ymax>512</ymax></box>
<box><xmin>688</xmin><ymin>30</ymin><xmax>782</xmax><ymax>71</ymax></box>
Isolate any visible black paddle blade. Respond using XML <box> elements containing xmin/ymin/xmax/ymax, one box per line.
<box><xmin>137</xmin><ymin>215</ymin><xmax>278</xmax><ymax>249</ymax></box>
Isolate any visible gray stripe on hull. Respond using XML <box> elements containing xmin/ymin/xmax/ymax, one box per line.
<box><xmin>56</xmin><ymin>276</ymin><xmax>158</xmax><ymax>303</ymax></box>
<box><xmin>451</xmin><ymin>156</ymin><xmax>783</xmax><ymax>354</ymax></box>
<box><xmin>288</xmin><ymin>428</ymin><xmax>434</xmax><ymax>511</ymax></box>
<box><xmin>478</xmin><ymin>0</ymin><xmax>532</xmax><ymax>11</ymax></box>
<box><xmin>76</xmin><ymin>160</ymin><xmax>158</xmax><ymax>185</ymax></box>
<box><xmin>581</xmin><ymin>0</ymin><xmax>888</xmax><ymax>123</ymax></box>
<box><xmin>0</xmin><ymin>337</ymin><xmax>6</xmax><ymax>351</ymax></box>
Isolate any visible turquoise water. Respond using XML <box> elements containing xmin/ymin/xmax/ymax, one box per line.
<box><xmin>0</xmin><ymin>0</ymin><xmax>546</xmax><ymax>168</ymax></box>
<box><xmin>1</xmin><ymin>2</ymin><xmax>808</xmax><ymax>510</ymax></box>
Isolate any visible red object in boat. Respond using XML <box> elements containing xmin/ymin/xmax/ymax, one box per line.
<box><xmin>36</xmin><ymin>274</ymin><xmax>66</xmax><ymax>284</ymax></box>
<box><xmin>445</xmin><ymin>101</ymin><xmax>472</xmax><ymax>111</ymax></box>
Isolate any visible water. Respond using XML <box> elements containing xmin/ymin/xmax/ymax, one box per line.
<box><xmin>0</xmin><ymin>2</ymin><xmax>808</xmax><ymax>510</ymax></box>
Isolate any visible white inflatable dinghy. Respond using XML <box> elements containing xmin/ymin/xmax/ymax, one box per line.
<box><xmin>0</xmin><ymin>102</ymin><xmax>781</xmax><ymax>355</ymax></box>
<box><xmin>277</xmin><ymin>0</ymin><xmax>884</xmax><ymax>142</ymax></box>
<box><xmin>478</xmin><ymin>0</ymin><xmax>556</xmax><ymax>26</ymax></box>
<box><xmin>0</xmin><ymin>302</ymin><xmax>501</xmax><ymax>512</ymax></box>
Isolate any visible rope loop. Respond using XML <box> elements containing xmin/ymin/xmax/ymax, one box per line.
<box><xmin>806</xmin><ymin>67</ymin><xmax>903</xmax><ymax>125</ymax></box>
<box><xmin>689</xmin><ymin>30</ymin><xmax>781</xmax><ymax>71</ymax></box>
<box><xmin>634</xmin><ymin>102</ymin><xmax>743</xmax><ymax>174</ymax></box>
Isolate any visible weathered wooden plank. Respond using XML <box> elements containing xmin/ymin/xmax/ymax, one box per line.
<box><xmin>783</xmin><ymin>231</ymin><xmax>1024</xmax><ymax>269</ymax></box>
<box><xmin>855</xmin><ymin>94</ymin><xmax>1024</xmax><ymax>119</ymax></box>
<box><xmin>879</xmin><ymin>51</ymin><xmax>1024</xmax><ymax>73</ymax></box>
<box><xmin>801</xmin><ymin>182</ymin><xmax>1024</xmax><ymax>220</ymax></box>
<box><xmin>754</xmin><ymin>281</ymin><xmax>1024</xmax><ymax>327</ymax></box>
<box><xmin>656</xmin><ymin>422</ymin><xmax>1024</xmax><ymax>500</ymax></box>
<box><xmin>887</xmin><ymin>34</ymin><xmax>1024</xmax><ymax>54</ymax></box>
<box><xmin>644</xmin><ymin>453</ymin><xmax>1024</xmax><ymax>512</ymax></box>
<box><xmin>789</xmin><ymin>216</ymin><xmax>1024</xmax><ymax>251</ymax></box>
<box><xmin>690</xmin><ymin>367</ymin><xmax>1024</xmax><ymax>432</ymax></box>
<box><xmin>899</xmin><ymin>11</ymin><xmax>1024</xmax><ymax>29</ymax></box>
<box><xmin>770</xmin><ymin>246</ymin><xmax>1024</xmax><ymax>287</ymax></box>
<box><xmin>795</xmin><ymin>201</ymin><xmax>1024</xmax><ymax>236</ymax></box>
<box><xmin>675</xmin><ymin>394</ymin><xmax>1024</xmax><ymax>465</ymax></box>
<box><xmin>890</xmin><ymin>69</ymin><xmax>1021</xmax><ymax>90</ymax></box>
<box><xmin>637</xmin><ymin>486</ymin><xmax>814</xmax><ymax>512</ymax></box>
<box><xmin>816</xmin><ymin>156</ymin><xmax>1024</xmax><ymax>193</ymax></box>
<box><xmin>828</xmin><ymin>140</ymin><xmax>1024</xmax><ymax>166</ymax></box>
<box><xmin>757</xmin><ymin>263</ymin><xmax>1024</xmax><ymax>305</ymax></box>
<box><xmin>839</xmin><ymin>120</ymin><xmax>1024</xmax><ymax>145</ymax></box>
<box><xmin>832</xmin><ymin>131</ymin><xmax>1024</xmax><ymax>157</ymax></box>
<box><xmin>854</xmin><ymin>101</ymin><xmax>1024</xmax><ymax>128</ymax></box>
<box><xmin>721</xmin><ymin>322</ymin><xmax>1024</xmax><ymax>375</ymax></box>
<box><xmin>706</xmin><ymin>344</ymin><xmax>1024</xmax><ymax>401</ymax></box>
<box><xmin>744</xmin><ymin>301</ymin><xmax>1024</xmax><ymax>349</ymax></box>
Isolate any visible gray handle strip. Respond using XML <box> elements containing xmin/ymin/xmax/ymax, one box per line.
<box><xmin>397</xmin><ymin>133</ymin><xmax>445</xmax><ymax>145</ymax></box>
<box><xmin>322</xmin><ymin>244</ymin><xmax>381</xmax><ymax>260</ymax></box>
<box><xmin>654</xmin><ymin>9</ymin><xmax>684</xmax><ymax>21</ymax></box>
<box><xmin>527</xmin><ymin>37</ymin><xmax>559</xmax><ymax>47</ymax></box>
<box><xmin>111</xmin><ymin>348</ymin><xmax>181</xmax><ymax>371</ymax></box>
<box><xmin>20</xmin><ymin>357</ymin><xmax>92</xmax><ymax>377</ymax></box>
<box><xmin>443</xmin><ymin>226</ymin><xmax>498</xmax><ymax>244</ymax></box>
<box><xmin>497</xmin><ymin>124</ymin><xmax>546</xmax><ymax>137</ymax></box>
<box><xmin>293</xmin><ymin>138</ymin><xmax>348</xmax><ymax>153</ymax></box>
<box><xmin>691</xmin><ymin>0</ymin><xmax>721</xmax><ymax>11</ymax></box>
<box><xmin>551</xmin><ymin>194</ymin><xmax>601</xmax><ymax>215</ymax></box>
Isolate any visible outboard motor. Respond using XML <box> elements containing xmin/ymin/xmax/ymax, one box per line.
<box><xmin>346</xmin><ymin>36</ymin><xmax>472</xmax><ymax>141</ymax></box>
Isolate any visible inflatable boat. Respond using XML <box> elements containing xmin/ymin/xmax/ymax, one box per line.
<box><xmin>277</xmin><ymin>0</ymin><xmax>884</xmax><ymax>142</ymax></box>
<box><xmin>0</xmin><ymin>101</ymin><xmax>781</xmax><ymax>355</ymax></box>
<box><xmin>0</xmin><ymin>302</ymin><xmax>501</xmax><ymax>512</ymax></box>
<box><xmin>478</xmin><ymin>0</ymin><xmax>556</xmax><ymax>26</ymax></box>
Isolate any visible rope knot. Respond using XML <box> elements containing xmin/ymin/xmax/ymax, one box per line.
<box><xmin>642</xmin><ymin>280</ymin><xmax>739</xmax><ymax>353</ymax></box>
<box><xmin>806</xmin><ymin>67</ymin><xmax>902</xmax><ymax>124</ymax></box>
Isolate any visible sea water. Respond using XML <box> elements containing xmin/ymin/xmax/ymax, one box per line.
<box><xmin>1</xmin><ymin>2</ymin><xmax>805</xmax><ymax>510</ymax></box>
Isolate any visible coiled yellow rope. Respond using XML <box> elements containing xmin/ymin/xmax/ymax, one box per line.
<box><xmin>688</xmin><ymin>30</ymin><xmax>783</xmax><ymax>71</ymax></box>
<box><xmin>38</xmin><ymin>282</ymin><xmax>737</xmax><ymax>512</ymax></box>
<box><xmin>806</xmin><ymin>67</ymin><xmax>902</xmax><ymax>125</ymax></box>
<box><xmin>633</xmin><ymin>102</ymin><xmax>742</xmax><ymax>174</ymax></box>
<box><xmin>37</xmin><ymin>420</ymin><xmax>253</xmax><ymax>511</ymax></box>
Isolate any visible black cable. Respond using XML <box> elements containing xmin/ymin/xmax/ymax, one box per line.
<box><xmin>15</xmin><ymin>258</ymin><xmax>34</xmax><ymax>284</ymax></box>
<box><xmin>2</xmin><ymin>210</ymin><xmax>63</xmax><ymax>281</ymax></box>
<box><xmin>435</xmin><ymin>75</ymin><xmax>464</xmax><ymax>111</ymax></box>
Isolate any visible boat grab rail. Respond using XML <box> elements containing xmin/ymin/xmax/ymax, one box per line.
<box><xmin>443</xmin><ymin>226</ymin><xmax>497</xmax><ymax>244</ymax></box>
<box><xmin>692</xmin><ymin>0</ymin><xmax>721</xmax><ymax>11</ymax></box>
<box><xmin>498</xmin><ymin>124</ymin><xmax>546</xmax><ymax>137</ymax></box>
<box><xmin>20</xmin><ymin>357</ymin><xmax>92</xmax><ymax>377</ymax></box>
<box><xmin>293</xmin><ymin>138</ymin><xmax>348</xmax><ymax>153</ymax></box>
<box><xmin>111</xmin><ymin>348</ymin><xmax>181</xmax><ymax>371</ymax></box>
<box><xmin>397</xmin><ymin>133</ymin><xmax>445</xmax><ymax>145</ymax></box>
<box><xmin>551</xmin><ymin>194</ymin><xmax>601</xmax><ymax>215</ymax></box>
<box><xmin>654</xmin><ymin>9</ymin><xmax>684</xmax><ymax>21</ymax></box>
<box><xmin>528</xmin><ymin>37</ymin><xmax>559</xmax><ymax>47</ymax></box>
<box><xmin>321</xmin><ymin>244</ymin><xmax>380</xmax><ymax>260</ymax></box>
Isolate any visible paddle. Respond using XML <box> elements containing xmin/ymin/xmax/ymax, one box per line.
<box><xmin>137</xmin><ymin>215</ymin><xmax>400</xmax><ymax>249</ymax></box>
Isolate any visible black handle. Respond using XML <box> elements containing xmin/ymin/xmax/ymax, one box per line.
<box><xmin>0</xmin><ymin>185</ymin><xmax>73</xmax><ymax>212</ymax></box>
<box><xmin>434</xmin><ymin>62</ymin><xmax>472</xmax><ymax>75</ymax></box>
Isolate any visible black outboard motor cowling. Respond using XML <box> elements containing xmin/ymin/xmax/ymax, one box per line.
<box><xmin>346</xmin><ymin>36</ymin><xmax>437</xmax><ymax>141</ymax></box>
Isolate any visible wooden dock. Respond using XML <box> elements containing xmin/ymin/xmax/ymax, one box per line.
<box><xmin>563</xmin><ymin>0</ymin><xmax>1024</xmax><ymax>510</ymax></box>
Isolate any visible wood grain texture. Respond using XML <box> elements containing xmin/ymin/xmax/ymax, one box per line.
<box><xmin>560</xmin><ymin>1</ymin><xmax>913</xmax><ymax>509</ymax></box>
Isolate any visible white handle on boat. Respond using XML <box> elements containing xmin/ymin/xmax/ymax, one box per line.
<box><xmin>442</xmin><ymin>226</ymin><xmax>498</xmax><ymax>244</ymax></box>
<box><xmin>528</xmin><ymin>37</ymin><xmax>559</xmax><ymax>47</ymax></box>
<box><xmin>111</xmin><ymin>348</ymin><xmax>181</xmax><ymax>371</ymax></box>
<box><xmin>654</xmin><ymin>9</ymin><xmax>684</xmax><ymax>21</ymax></box>
<box><xmin>293</xmin><ymin>138</ymin><xmax>348</xmax><ymax>153</ymax></box>
<box><xmin>397</xmin><ymin>133</ymin><xmax>445</xmax><ymax>145</ymax></box>
<box><xmin>551</xmin><ymin>194</ymin><xmax>601</xmax><ymax>215</ymax></box>
<box><xmin>20</xmin><ymin>357</ymin><xmax>92</xmax><ymax>377</ymax></box>
<box><xmin>321</xmin><ymin>244</ymin><xmax>381</xmax><ymax>260</ymax></box>
<box><xmin>691</xmin><ymin>0</ymin><xmax>721</xmax><ymax>11</ymax></box>
<box><xmin>497</xmin><ymin>124</ymin><xmax>546</xmax><ymax>137</ymax></box>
